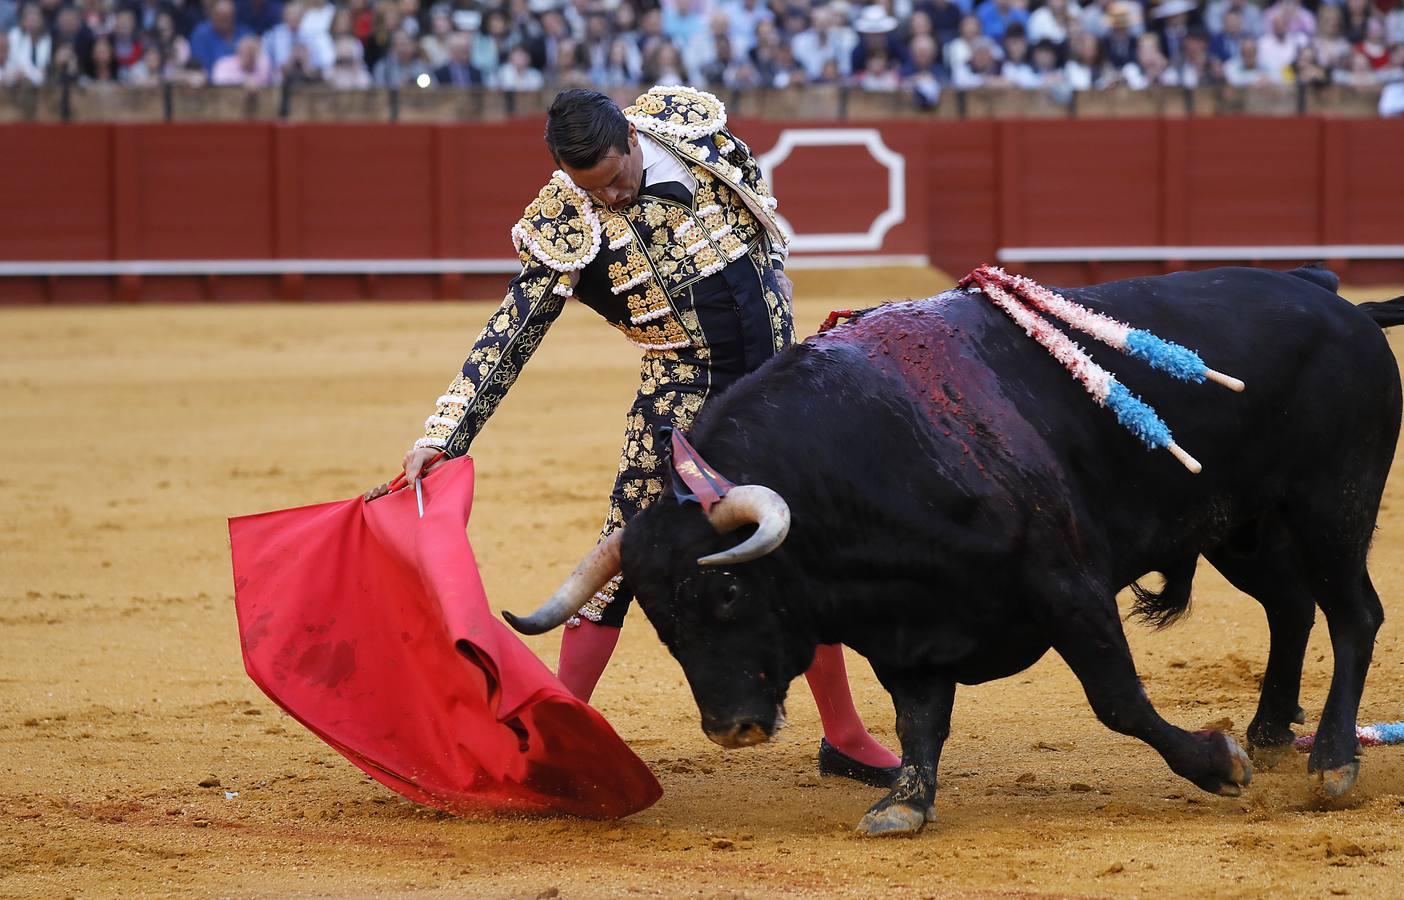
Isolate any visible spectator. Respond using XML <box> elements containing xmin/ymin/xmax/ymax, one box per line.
<box><xmin>8</xmin><ymin>3</ymin><xmax>50</xmax><ymax>74</ymax></box>
<box><xmin>237</xmin><ymin>0</ymin><xmax>284</xmax><ymax>35</ymax></box>
<box><xmin>324</xmin><ymin>33</ymin><xmax>368</xmax><ymax>85</ymax></box>
<box><xmin>0</xmin><ymin>0</ymin><xmax>14</xmax><ymax>35</ymax></box>
<box><xmin>610</xmin><ymin>2</ymin><xmax>639</xmax><ymax>50</ymax></box>
<box><xmin>1258</xmin><ymin>8</ymin><xmax>1308</xmax><ymax>82</ymax></box>
<box><xmin>1120</xmin><ymin>31</ymin><xmax>1177</xmax><ymax>88</ymax></box>
<box><xmin>953</xmin><ymin>35</ymin><xmax>1007</xmax><ymax>85</ymax></box>
<box><xmin>694</xmin><ymin>30</ymin><xmax>732</xmax><ymax>86</ymax></box>
<box><xmin>644</xmin><ymin>38</ymin><xmax>685</xmax><ymax>84</ymax></box>
<box><xmin>662</xmin><ymin>0</ymin><xmax>706</xmax><ymax>52</ymax></box>
<box><xmin>1177</xmin><ymin>28</ymin><xmax>1220</xmax><ymax>87</ymax></box>
<box><xmin>856</xmin><ymin>44</ymin><xmax>901</xmax><ymax>89</ymax></box>
<box><xmin>554</xmin><ymin>40</ymin><xmax>593</xmax><ymax>88</ymax></box>
<box><xmin>1355</xmin><ymin>17</ymin><xmax>1391</xmax><ymax>70</ymax></box>
<box><xmin>852</xmin><ymin>4</ymin><xmax>906</xmax><ymax>71</ymax></box>
<box><xmin>974</xmin><ymin>0</ymin><xmax>1029</xmax><ymax>43</ymax></box>
<box><xmin>0</xmin><ymin>28</ymin><xmax>41</xmax><ymax>83</ymax></box>
<box><xmin>191</xmin><ymin>0</ymin><xmax>252</xmax><ymax>73</ymax></box>
<box><xmin>263</xmin><ymin>1</ymin><xmax>303</xmax><ymax>72</ymax></box>
<box><xmin>212</xmin><ymin>33</ymin><xmax>274</xmax><ymax>84</ymax></box>
<box><xmin>772</xmin><ymin>40</ymin><xmax>806</xmax><ymax>87</ymax></box>
<box><xmin>281</xmin><ymin>38</ymin><xmax>322</xmax><ymax>82</ymax></box>
<box><xmin>128</xmin><ymin>0</ymin><xmax>167</xmax><ymax>34</ymax></box>
<box><xmin>726</xmin><ymin>0</ymin><xmax>772</xmax><ymax>56</ymax></box>
<box><xmin>1205</xmin><ymin>0</ymin><xmax>1263</xmax><ymax>39</ymax></box>
<box><xmin>298</xmin><ymin>0</ymin><xmax>335</xmax><ymax>68</ymax></box>
<box><xmin>1314</xmin><ymin>4</ymin><xmax>1352</xmax><ymax>69</ymax></box>
<box><xmin>1063</xmin><ymin>27</ymin><xmax>1103</xmax><ymax>88</ymax></box>
<box><xmin>1262</xmin><ymin>0</ymin><xmax>1315</xmax><ymax>40</ymax></box>
<box><xmin>944</xmin><ymin>13</ymin><xmax>983</xmax><ymax>71</ymax></box>
<box><xmin>372</xmin><ymin>27</ymin><xmax>427</xmax><ymax>85</ymax></box>
<box><xmin>361</xmin><ymin>0</ymin><xmax>401</xmax><ymax>71</ymax></box>
<box><xmin>124</xmin><ymin>44</ymin><xmax>164</xmax><ymax>84</ymax></box>
<box><xmin>1209</xmin><ymin>7</ymin><xmax>1248</xmax><ymax>61</ymax></box>
<box><xmin>1081</xmin><ymin>0</ymin><xmax>1139</xmax><ymax>39</ymax></box>
<box><xmin>496</xmin><ymin>42</ymin><xmax>542</xmax><ymax>89</ymax></box>
<box><xmin>1151</xmin><ymin>0</ymin><xmax>1193</xmax><ymax>64</ymax></box>
<box><xmin>1340</xmin><ymin>0</ymin><xmax>1374</xmax><ymax>44</ymax></box>
<box><xmin>434</xmin><ymin>29</ymin><xmax>478</xmax><ymax>85</ymax></box>
<box><xmin>83</xmin><ymin>33</ymin><xmax>122</xmax><ymax>82</ymax></box>
<box><xmin>593</xmin><ymin>34</ymin><xmax>641</xmax><ymax>85</ymax></box>
<box><xmin>1028</xmin><ymin>37</ymin><xmax>1067</xmax><ymax>88</ymax></box>
<box><xmin>1388</xmin><ymin>5</ymin><xmax>1404</xmax><ymax>46</ymax></box>
<box><xmin>1292</xmin><ymin>43</ymin><xmax>1329</xmax><ymax>86</ymax></box>
<box><xmin>920</xmin><ymin>0</ymin><xmax>966</xmax><ymax>46</ymax></box>
<box><xmin>1028</xmin><ymin>0</ymin><xmax>1080</xmax><ymax>45</ymax></box>
<box><xmin>637</xmin><ymin>7</ymin><xmax>667</xmax><ymax>59</ymax></box>
<box><xmin>1382</xmin><ymin>78</ymin><xmax>1404</xmax><ymax>116</ymax></box>
<box><xmin>110</xmin><ymin>9</ymin><xmax>142</xmax><ymax>69</ymax></box>
<box><xmin>473</xmin><ymin>9</ymin><xmax>509</xmax><ymax>79</ymax></box>
<box><xmin>148</xmin><ymin>10</ymin><xmax>193</xmax><ymax>73</ymax></box>
<box><xmin>47</xmin><ymin>40</ymin><xmax>79</xmax><ymax>82</ymax></box>
<box><xmin>1332</xmin><ymin>47</ymin><xmax>1379</xmax><ymax>85</ymax></box>
<box><xmin>902</xmin><ymin>31</ymin><xmax>946</xmax><ymax>106</ymax></box>
<box><xmin>1001</xmin><ymin>23</ymin><xmax>1040</xmax><ymax>86</ymax></box>
<box><xmin>1224</xmin><ymin>36</ymin><xmax>1273</xmax><ymax>85</ymax></box>
<box><xmin>417</xmin><ymin>5</ymin><xmax>451</xmax><ymax>67</ymax></box>
<box><xmin>1100</xmin><ymin>1</ymin><xmax>1137</xmax><ymax>68</ymax></box>
<box><xmin>791</xmin><ymin>4</ymin><xmax>857</xmax><ymax>80</ymax></box>
<box><xmin>534</xmin><ymin>9</ymin><xmax>569</xmax><ymax>73</ymax></box>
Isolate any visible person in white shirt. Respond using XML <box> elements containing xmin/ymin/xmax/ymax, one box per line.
<box><xmin>7</xmin><ymin>2</ymin><xmax>49</xmax><ymax>75</ymax></box>
<box><xmin>1256</xmin><ymin>8</ymin><xmax>1307</xmax><ymax>83</ymax></box>
<box><xmin>297</xmin><ymin>0</ymin><xmax>336</xmax><ymax>71</ymax></box>
<box><xmin>0</xmin><ymin>29</ymin><xmax>40</xmax><ymax>84</ymax></box>
<box><xmin>1225</xmin><ymin>37</ymin><xmax>1273</xmax><ymax>85</ymax></box>
<box><xmin>1029</xmin><ymin>0</ymin><xmax>1082</xmax><ymax>45</ymax></box>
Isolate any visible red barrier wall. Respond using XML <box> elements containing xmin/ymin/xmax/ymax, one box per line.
<box><xmin>1</xmin><ymin>117</ymin><xmax>1401</xmax><ymax>303</ymax></box>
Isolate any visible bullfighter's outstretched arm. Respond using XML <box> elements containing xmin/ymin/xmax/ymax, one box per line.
<box><xmin>414</xmin><ymin>259</ymin><xmax>570</xmax><ymax>457</ymax></box>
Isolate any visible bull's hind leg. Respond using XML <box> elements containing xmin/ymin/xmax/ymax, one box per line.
<box><xmin>1305</xmin><ymin>570</ymin><xmax>1384</xmax><ymax>799</ymax></box>
<box><xmin>1052</xmin><ymin>587</ymin><xmax>1253</xmax><ymax>796</ymax></box>
<box><xmin>1205</xmin><ymin>529</ymin><xmax>1315</xmax><ymax>761</ymax></box>
<box><xmin>854</xmin><ymin>670</ymin><xmax>955</xmax><ymax>837</ymax></box>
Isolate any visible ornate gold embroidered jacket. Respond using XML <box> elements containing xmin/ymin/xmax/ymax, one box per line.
<box><xmin>416</xmin><ymin>85</ymin><xmax>791</xmax><ymax>457</ymax></box>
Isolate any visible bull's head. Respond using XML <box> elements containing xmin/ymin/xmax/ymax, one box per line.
<box><xmin>503</xmin><ymin>435</ymin><xmax>811</xmax><ymax>750</ymax></box>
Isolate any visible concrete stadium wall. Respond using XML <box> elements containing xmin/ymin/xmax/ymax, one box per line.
<box><xmin>1</xmin><ymin>116</ymin><xmax>1400</xmax><ymax>303</ymax></box>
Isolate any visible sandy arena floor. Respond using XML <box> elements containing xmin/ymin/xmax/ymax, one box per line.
<box><xmin>3</xmin><ymin>270</ymin><xmax>1404</xmax><ymax>898</ymax></box>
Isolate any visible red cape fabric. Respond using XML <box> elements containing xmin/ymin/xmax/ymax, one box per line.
<box><xmin>228</xmin><ymin>456</ymin><xmax>662</xmax><ymax>819</ymax></box>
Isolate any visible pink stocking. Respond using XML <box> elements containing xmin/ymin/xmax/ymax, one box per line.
<box><xmin>556</xmin><ymin>620</ymin><xmax>622</xmax><ymax>703</ymax></box>
<box><xmin>804</xmin><ymin>643</ymin><xmax>900</xmax><ymax>768</ymax></box>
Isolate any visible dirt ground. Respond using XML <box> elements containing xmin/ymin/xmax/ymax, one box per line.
<box><xmin>4</xmin><ymin>269</ymin><xmax>1404</xmax><ymax>899</ymax></box>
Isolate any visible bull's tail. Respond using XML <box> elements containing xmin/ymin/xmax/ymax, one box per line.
<box><xmin>1359</xmin><ymin>296</ymin><xmax>1404</xmax><ymax>329</ymax></box>
<box><xmin>1128</xmin><ymin>556</ymin><xmax>1197</xmax><ymax>629</ymax></box>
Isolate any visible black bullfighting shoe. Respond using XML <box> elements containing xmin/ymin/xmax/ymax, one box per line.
<box><xmin>818</xmin><ymin>739</ymin><xmax>901</xmax><ymax>789</ymax></box>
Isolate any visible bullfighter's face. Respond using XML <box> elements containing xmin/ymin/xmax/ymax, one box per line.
<box><xmin>561</xmin><ymin>124</ymin><xmax>644</xmax><ymax>213</ymax></box>
<box><xmin>623</xmin><ymin>508</ymin><xmax>814</xmax><ymax>750</ymax></box>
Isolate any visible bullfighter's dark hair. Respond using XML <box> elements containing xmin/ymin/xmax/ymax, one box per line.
<box><xmin>544</xmin><ymin>90</ymin><xmax>630</xmax><ymax>170</ymax></box>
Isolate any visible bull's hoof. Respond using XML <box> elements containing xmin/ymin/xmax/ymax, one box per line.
<box><xmin>1293</xmin><ymin>706</ymin><xmax>1307</xmax><ymax>726</ymax></box>
<box><xmin>856</xmin><ymin>802</ymin><xmax>931</xmax><ymax>837</ymax></box>
<box><xmin>1215</xmin><ymin>734</ymin><xmax>1254</xmax><ymax>797</ymax></box>
<box><xmin>1310</xmin><ymin>761</ymin><xmax>1360</xmax><ymax>799</ymax></box>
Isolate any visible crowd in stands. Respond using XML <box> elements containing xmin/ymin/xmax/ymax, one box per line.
<box><xmin>1</xmin><ymin>0</ymin><xmax>1402</xmax><ymax>107</ymax></box>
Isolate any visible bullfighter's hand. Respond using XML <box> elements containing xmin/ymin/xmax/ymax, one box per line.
<box><xmin>776</xmin><ymin>271</ymin><xmax>794</xmax><ymax>304</ymax></box>
<box><xmin>363</xmin><ymin>447</ymin><xmax>446</xmax><ymax>502</ymax></box>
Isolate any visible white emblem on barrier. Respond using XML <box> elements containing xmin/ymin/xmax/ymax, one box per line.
<box><xmin>757</xmin><ymin>129</ymin><xmax>907</xmax><ymax>253</ymax></box>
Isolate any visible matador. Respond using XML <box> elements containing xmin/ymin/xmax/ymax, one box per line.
<box><xmin>370</xmin><ymin>86</ymin><xmax>900</xmax><ymax>784</ymax></box>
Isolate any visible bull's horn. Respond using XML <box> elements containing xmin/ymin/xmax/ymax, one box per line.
<box><xmin>697</xmin><ymin>485</ymin><xmax>791</xmax><ymax>566</ymax></box>
<box><xmin>502</xmin><ymin>530</ymin><xmax>623</xmax><ymax>635</ymax></box>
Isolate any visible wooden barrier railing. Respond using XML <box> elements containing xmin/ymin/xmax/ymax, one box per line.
<box><xmin>0</xmin><ymin>82</ymin><xmax>1388</xmax><ymax>123</ymax></box>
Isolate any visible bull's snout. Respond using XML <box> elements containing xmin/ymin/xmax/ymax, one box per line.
<box><xmin>704</xmin><ymin>719</ymin><xmax>772</xmax><ymax>749</ymax></box>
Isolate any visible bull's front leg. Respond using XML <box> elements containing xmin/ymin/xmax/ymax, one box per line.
<box><xmin>855</xmin><ymin>671</ymin><xmax>955</xmax><ymax>837</ymax></box>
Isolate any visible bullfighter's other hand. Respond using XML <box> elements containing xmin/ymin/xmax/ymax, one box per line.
<box><xmin>363</xmin><ymin>447</ymin><xmax>447</xmax><ymax>502</ymax></box>
<box><xmin>776</xmin><ymin>271</ymin><xmax>794</xmax><ymax>304</ymax></box>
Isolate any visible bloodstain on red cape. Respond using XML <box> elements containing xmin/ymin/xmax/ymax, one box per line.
<box><xmin>228</xmin><ymin>456</ymin><xmax>662</xmax><ymax>819</ymax></box>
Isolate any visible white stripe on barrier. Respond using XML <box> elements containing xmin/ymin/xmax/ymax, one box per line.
<box><xmin>0</xmin><ymin>254</ymin><xmax>933</xmax><ymax>277</ymax></box>
<box><xmin>998</xmin><ymin>245</ymin><xmax>1404</xmax><ymax>263</ymax></box>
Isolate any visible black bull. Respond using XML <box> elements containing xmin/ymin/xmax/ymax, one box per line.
<box><xmin>507</xmin><ymin>266</ymin><xmax>1404</xmax><ymax>836</ymax></box>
